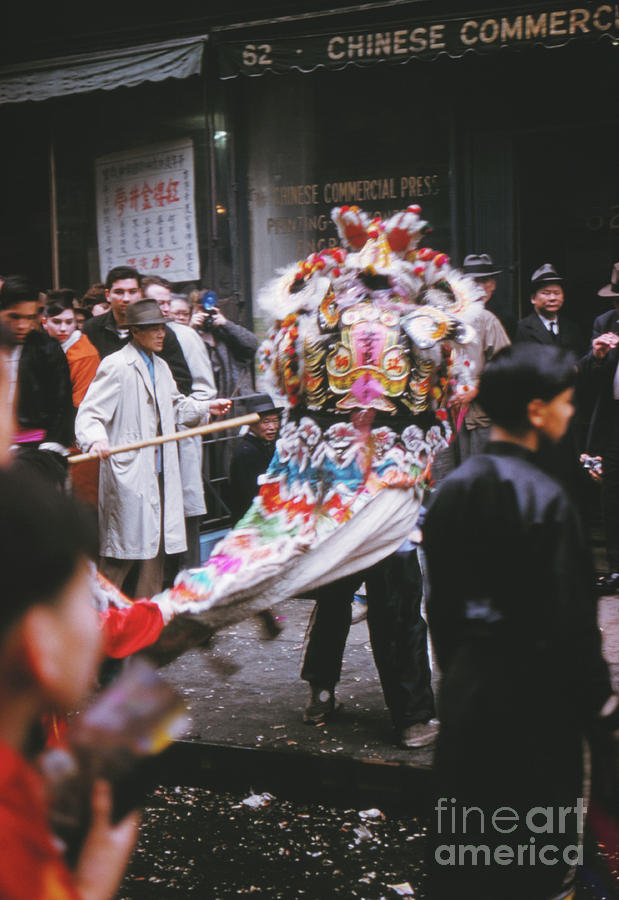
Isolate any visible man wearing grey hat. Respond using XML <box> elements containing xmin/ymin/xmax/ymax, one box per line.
<box><xmin>454</xmin><ymin>254</ymin><xmax>511</xmax><ymax>461</ymax></box>
<box><xmin>76</xmin><ymin>298</ymin><xmax>223</xmax><ymax>596</ymax></box>
<box><xmin>461</xmin><ymin>252</ymin><xmax>515</xmax><ymax>339</ymax></box>
<box><xmin>515</xmin><ymin>263</ymin><xmax>584</xmax><ymax>354</ymax></box>
<box><xmin>582</xmin><ymin>263</ymin><xmax>619</xmax><ymax>593</ymax></box>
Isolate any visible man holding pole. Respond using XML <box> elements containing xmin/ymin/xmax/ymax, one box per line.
<box><xmin>142</xmin><ymin>275</ymin><xmax>218</xmax><ymax>569</ymax></box>
<box><xmin>76</xmin><ymin>299</ymin><xmax>230</xmax><ymax>596</ymax></box>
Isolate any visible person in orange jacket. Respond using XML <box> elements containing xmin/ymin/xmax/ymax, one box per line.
<box><xmin>42</xmin><ymin>290</ymin><xmax>100</xmax><ymax>408</ymax></box>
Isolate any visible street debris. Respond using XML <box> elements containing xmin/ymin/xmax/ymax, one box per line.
<box><xmin>387</xmin><ymin>883</ymin><xmax>415</xmax><ymax>896</ymax></box>
<box><xmin>353</xmin><ymin>824</ymin><xmax>373</xmax><ymax>843</ymax></box>
<box><xmin>359</xmin><ymin>808</ymin><xmax>385</xmax><ymax>820</ymax></box>
<box><xmin>242</xmin><ymin>790</ymin><xmax>276</xmax><ymax>809</ymax></box>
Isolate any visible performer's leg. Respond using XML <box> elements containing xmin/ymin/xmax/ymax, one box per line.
<box><xmin>300</xmin><ymin>573</ymin><xmax>360</xmax><ymax>690</ymax></box>
<box><xmin>364</xmin><ymin>545</ymin><xmax>435</xmax><ymax>733</ymax></box>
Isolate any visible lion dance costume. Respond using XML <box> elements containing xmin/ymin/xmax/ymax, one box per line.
<box><xmin>166</xmin><ymin>205</ymin><xmax>485</xmax><ymax>628</ymax></box>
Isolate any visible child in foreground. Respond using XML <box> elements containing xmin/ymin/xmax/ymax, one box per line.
<box><xmin>0</xmin><ymin>471</ymin><xmax>139</xmax><ymax>899</ymax></box>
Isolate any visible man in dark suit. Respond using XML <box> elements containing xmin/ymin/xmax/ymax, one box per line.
<box><xmin>582</xmin><ymin>263</ymin><xmax>619</xmax><ymax>593</ymax></box>
<box><xmin>515</xmin><ymin>264</ymin><xmax>586</xmax><ymax>502</ymax></box>
<box><xmin>515</xmin><ymin>263</ymin><xmax>584</xmax><ymax>354</ymax></box>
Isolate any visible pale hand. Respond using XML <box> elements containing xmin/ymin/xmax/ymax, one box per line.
<box><xmin>210</xmin><ymin>307</ymin><xmax>227</xmax><ymax>327</ymax></box>
<box><xmin>209</xmin><ymin>398</ymin><xmax>232</xmax><ymax>417</ymax></box>
<box><xmin>73</xmin><ymin>780</ymin><xmax>140</xmax><ymax>900</ymax></box>
<box><xmin>449</xmin><ymin>383</ymin><xmax>476</xmax><ymax>407</ymax></box>
<box><xmin>592</xmin><ymin>332</ymin><xmax>619</xmax><ymax>358</ymax></box>
<box><xmin>190</xmin><ymin>309</ymin><xmax>207</xmax><ymax>329</ymax></box>
<box><xmin>89</xmin><ymin>440</ymin><xmax>111</xmax><ymax>459</ymax></box>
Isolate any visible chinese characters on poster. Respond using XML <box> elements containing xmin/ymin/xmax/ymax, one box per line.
<box><xmin>96</xmin><ymin>139</ymin><xmax>200</xmax><ymax>282</ymax></box>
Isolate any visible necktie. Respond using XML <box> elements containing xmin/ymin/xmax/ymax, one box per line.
<box><xmin>549</xmin><ymin>321</ymin><xmax>558</xmax><ymax>342</ymax></box>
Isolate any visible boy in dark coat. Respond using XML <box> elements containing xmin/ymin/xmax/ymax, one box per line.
<box><xmin>424</xmin><ymin>343</ymin><xmax>618</xmax><ymax>900</ymax></box>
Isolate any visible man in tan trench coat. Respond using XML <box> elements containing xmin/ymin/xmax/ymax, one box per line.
<box><xmin>76</xmin><ymin>299</ymin><xmax>229</xmax><ymax>596</ymax></box>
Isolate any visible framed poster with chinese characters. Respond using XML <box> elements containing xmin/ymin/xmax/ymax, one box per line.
<box><xmin>95</xmin><ymin>139</ymin><xmax>200</xmax><ymax>282</ymax></box>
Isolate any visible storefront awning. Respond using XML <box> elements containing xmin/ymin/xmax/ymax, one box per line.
<box><xmin>0</xmin><ymin>35</ymin><xmax>206</xmax><ymax>105</ymax></box>
<box><xmin>216</xmin><ymin>2</ymin><xmax>618</xmax><ymax>78</ymax></box>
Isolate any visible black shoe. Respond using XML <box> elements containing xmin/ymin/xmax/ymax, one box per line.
<box><xmin>303</xmin><ymin>686</ymin><xmax>341</xmax><ymax>725</ymax></box>
<box><xmin>595</xmin><ymin>572</ymin><xmax>619</xmax><ymax>595</ymax></box>
<box><xmin>400</xmin><ymin>719</ymin><xmax>439</xmax><ymax>749</ymax></box>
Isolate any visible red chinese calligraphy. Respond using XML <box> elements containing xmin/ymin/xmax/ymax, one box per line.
<box><xmin>154</xmin><ymin>182</ymin><xmax>166</xmax><ymax>207</ymax></box>
<box><xmin>165</xmin><ymin>180</ymin><xmax>180</xmax><ymax>204</ymax></box>
<box><xmin>162</xmin><ymin>254</ymin><xmax>174</xmax><ymax>269</ymax></box>
<box><xmin>141</xmin><ymin>183</ymin><xmax>153</xmax><ymax>210</ymax></box>
<box><xmin>114</xmin><ymin>187</ymin><xmax>127</xmax><ymax>216</ymax></box>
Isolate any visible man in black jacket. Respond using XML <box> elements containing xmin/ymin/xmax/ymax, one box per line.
<box><xmin>581</xmin><ymin>262</ymin><xmax>619</xmax><ymax>593</ymax></box>
<box><xmin>228</xmin><ymin>394</ymin><xmax>281</xmax><ymax>523</ymax></box>
<box><xmin>83</xmin><ymin>266</ymin><xmax>191</xmax><ymax>395</ymax></box>
<box><xmin>191</xmin><ymin>293</ymin><xmax>258</xmax><ymax>398</ymax></box>
<box><xmin>515</xmin><ymin>264</ymin><xmax>586</xmax><ymax>499</ymax></box>
<box><xmin>424</xmin><ymin>344</ymin><xmax>617</xmax><ymax>900</ymax></box>
<box><xmin>515</xmin><ymin>263</ymin><xmax>584</xmax><ymax>354</ymax></box>
<box><xmin>0</xmin><ymin>276</ymin><xmax>73</xmax><ymax>448</ymax></box>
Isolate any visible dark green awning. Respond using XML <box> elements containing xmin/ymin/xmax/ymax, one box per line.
<box><xmin>0</xmin><ymin>35</ymin><xmax>206</xmax><ymax>105</ymax></box>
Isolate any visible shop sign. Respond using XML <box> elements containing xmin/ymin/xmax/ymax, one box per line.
<box><xmin>249</xmin><ymin>166</ymin><xmax>450</xmax><ymax>319</ymax></box>
<box><xmin>218</xmin><ymin>2</ymin><xmax>618</xmax><ymax>77</ymax></box>
<box><xmin>261</xmin><ymin>169</ymin><xmax>449</xmax><ymax>258</ymax></box>
<box><xmin>95</xmin><ymin>138</ymin><xmax>200</xmax><ymax>282</ymax></box>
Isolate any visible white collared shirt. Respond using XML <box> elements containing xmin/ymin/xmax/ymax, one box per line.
<box><xmin>536</xmin><ymin>313</ymin><xmax>559</xmax><ymax>335</ymax></box>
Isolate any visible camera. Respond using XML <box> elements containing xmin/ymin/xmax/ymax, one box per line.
<box><xmin>198</xmin><ymin>290</ymin><xmax>218</xmax><ymax>331</ymax></box>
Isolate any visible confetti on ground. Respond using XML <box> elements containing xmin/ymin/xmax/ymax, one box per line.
<box><xmin>120</xmin><ymin>786</ymin><xmax>429</xmax><ymax>899</ymax></box>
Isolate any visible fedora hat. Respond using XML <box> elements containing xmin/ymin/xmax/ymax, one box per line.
<box><xmin>126</xmin><ymin>298</ymin><xmax>166</xmax><ymax>327</ymax></box>
<box><xmin>462</xmin><ymin>253</ymin><xmax>503</xmax><ymax>278</ymax></box>
<box><xmin>530</xmin><ymin>263</ymin><xmax>564</xmax><ymax>288</ymax></box>
<box><xmin>598</xmin><ymin>263</ymin><xmax>619</xmax><ymax>299</ymax></box>
<box><xmin>244</xmin><ymin>393</ymin><xmax>284</xmax><ymax>416</ymax></box>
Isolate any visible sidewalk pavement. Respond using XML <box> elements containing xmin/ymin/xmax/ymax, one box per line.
<box><xmin>161</xmin><ymin>594</ymin><xmax>618</xmax><ymax>770</ymax></box>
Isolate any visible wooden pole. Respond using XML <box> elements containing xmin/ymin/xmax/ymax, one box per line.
<box><xmin>68</xmin><ymin>413</ymin><xmax>259</xmax><ymax>465</ymax></box>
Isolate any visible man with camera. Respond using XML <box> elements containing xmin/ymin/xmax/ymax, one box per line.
<box><xmin>191</xmin><ymin>291</ymin><xmax>258</xmax><ymax>398</ymax></box>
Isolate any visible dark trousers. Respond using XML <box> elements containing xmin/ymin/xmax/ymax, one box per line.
<box><xmin>301</xmin><ymin>546</ymin><xmax>435</xmax><ymax>730</ymax></box>
<box><xmin>602</xmin><ymin>405</ymin><xmax>619</xmax><ymax>572</ymax></box>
